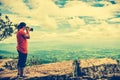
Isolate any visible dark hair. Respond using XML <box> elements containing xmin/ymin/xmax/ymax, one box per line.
<box><xmin>18</xmin><ymin>22</ymin><xmax>26</xmax><ymax>30</ymax></box>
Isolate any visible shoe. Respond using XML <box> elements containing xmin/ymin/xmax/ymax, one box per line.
<box><xmin>19</xmin><ymin>75</ymin><xmax>27</xmax><ymax>79</ymax></box>
<box><xmin>16</xmin><ymin>74</ymin><xmax>28</xmax><ymax>80</ymax></box>
<box><xmin>19</xmin><ymin>77</ymin><xmax>24</xmax><ymax>80</ymax></box>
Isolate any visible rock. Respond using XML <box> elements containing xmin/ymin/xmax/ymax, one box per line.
<box><xmin>0</xmin><ymin>58</ymin><xmax>120</xmax><ymax>80</ymax></box>
<box><xmin>2</xmin><ymin>59</ymin><xmax>18</xmax><ymax>70</ymax></box>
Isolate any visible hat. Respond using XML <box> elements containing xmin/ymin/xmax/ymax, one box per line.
<box><xmin>18</xmin><ymin>22</ymin><xmax>26</xmax><ymax>29</ymax></box>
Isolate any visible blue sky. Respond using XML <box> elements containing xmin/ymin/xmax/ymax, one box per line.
<box><xmin>0</xmin><ymin>0</ymin><xmax>120</xmax><ymax>48</ymax></box>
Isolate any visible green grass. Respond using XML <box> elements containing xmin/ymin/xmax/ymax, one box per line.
<box><xmin>1</xmin><ymin>48</ymin><xmax>120</xmax><ymax>66</ymax></box>
<box><xmin>1</xmin><ymin>43</ymin><xmax>120</xmax><ymax>66</ymax></box>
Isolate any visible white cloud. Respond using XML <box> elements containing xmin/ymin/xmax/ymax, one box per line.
<box><xmin>1</xmin><ymin>0</ymin><xmax>31</xmax><ymax>16</ymax></box>
<box><xmin>1</xmin><ymin>0</ymin><xmax>120</xmax><ymax>46</ymax></box>
<box><xmin>1</xmin><ymin>0</ymin><xmax>59</xmax><ymax>29</ymax></box>
<box><xmin>1</xmin><ymin>0</ymin><xmax>119</xmax><ymax>27</ymax></box>
<box><xmin>61</xmin><ymin>1</ymin><xmax>119</xmax><ymax>18</ymax></box>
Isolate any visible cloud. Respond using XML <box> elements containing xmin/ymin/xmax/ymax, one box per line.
<box><xmin>1</xmin><ymin>0</ymin><xmax>31</xmax><ymax>15</ymax></box>
<box><xmin>0</xmin><ymin>0</ymin><xmax>120</xmax><ymax>46</ymax></box>
<box><xmin>1</xmin><ymin>0</ymin><xmax>119</xmax><ymax>27</ymax></box>
<box><xmin>1</xmin><ymin>0</ymin><xmax>59</xmax><ymax>29</ymax></box>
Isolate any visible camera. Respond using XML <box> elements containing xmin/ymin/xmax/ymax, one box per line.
<box><xmin>26</xmin><ymin>27</ymin><xmax>33</xmax><ymax>31</ymax></box>
<box><xmin>30</xmin><ymin>28</ymin><xmax>33</xmax><ymax>31</ymax></box>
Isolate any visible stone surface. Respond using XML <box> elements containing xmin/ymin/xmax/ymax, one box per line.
<box><xmin>0</xmin><ymin>58</ymin><xmax>120</xmax><ymax>80</ymax></box>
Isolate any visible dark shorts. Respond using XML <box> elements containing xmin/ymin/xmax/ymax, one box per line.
<box><xmin>17</xmin><ymin>50</ymin><xmax>27</xmax><ymax>68</ymax></box>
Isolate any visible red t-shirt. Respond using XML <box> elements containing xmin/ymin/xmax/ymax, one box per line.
<box><xmin>16</xmin><ymin>29</ymin><xmax>28</xmax><ymax>54</ymax></box>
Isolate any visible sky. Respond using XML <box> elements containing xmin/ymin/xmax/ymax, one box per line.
<box><xmin>0</xmin><ymin>0</ymin><xmax>120</xmax><ymax>48</ymax></box>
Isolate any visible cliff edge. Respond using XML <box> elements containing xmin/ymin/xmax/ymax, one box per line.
<box><xmin>0</xmin><ymin>58</ymin><xmax>120</xmax><ymax>80</ymax></box>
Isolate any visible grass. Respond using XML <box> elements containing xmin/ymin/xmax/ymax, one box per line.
<box><xmin>1</xmin><ymin>48</ymin><xmax>120</xmax><ymax>66</ymax></box>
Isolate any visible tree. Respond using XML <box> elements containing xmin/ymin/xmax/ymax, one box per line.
<box><xmin>0</xmin><ymin>13</ymin><xmax>17</xmax><ymax>41</ymax></box>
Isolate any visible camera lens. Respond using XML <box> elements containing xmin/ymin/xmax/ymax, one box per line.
<box><xmin>30</xmin><ymin>28</ymin><xmax>33</xmax><ymax>31</ymax></box>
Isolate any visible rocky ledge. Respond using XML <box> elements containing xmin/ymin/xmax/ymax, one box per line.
<box><xmin>0</xmin><ymin>58</ymin><xmax>120</xmax><ymax>80</ymax></box>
